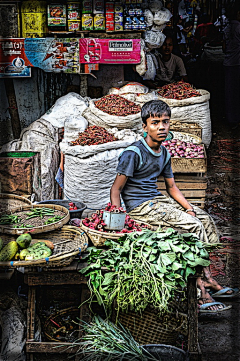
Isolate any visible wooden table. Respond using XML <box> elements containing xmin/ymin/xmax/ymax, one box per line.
<box><xmin>24</xmin><ymin>260</ymin><xmax>202</xmax><ymax>361</ymax></box>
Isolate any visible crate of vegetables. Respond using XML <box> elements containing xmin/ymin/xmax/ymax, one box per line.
<box><xmin>170</xmin><ymin>120</ymin><xmax>202</xmax><ymax>139</ymax></box>
<box><xmin>79</xmin><ymin>204</ymin><xmax>154</xmax><ymax>247</ymax></box>
<box><xmin>162</xmin><ymin>138</ymin><xmax>207</xmax><ymax>173</ymax></box>
<box><xmin>0</xmin><ymin>204</ymin><xmax>70</xmax><ymax>235</ymax></box>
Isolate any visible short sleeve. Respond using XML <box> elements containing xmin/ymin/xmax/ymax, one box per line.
<box><xmin>175</xmin><ymin>56</ymin><xmax>187</xmax><ymax>77</ymax></box>
<box><xmin>116</xmin><ymin>150</ymin><xmax>139</xmax><ymax>177</ymax></box>
<box><xmin>161</xmin><ymin>158</ymin><xmax>174</xmax><ymax>178</ymax></box>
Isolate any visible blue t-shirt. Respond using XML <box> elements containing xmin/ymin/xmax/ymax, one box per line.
<box><xmin>116</xmin><ymin>138</ymin><xmax>173</xmax><ymax>212</ymax></box>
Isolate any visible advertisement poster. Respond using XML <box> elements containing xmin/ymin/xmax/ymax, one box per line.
<box><xmin>79</xmin><ymin>38</ymin><xmax>141</xmax><ymax>64</ymax></box>
<box><xmin>24</xmin><ymin>38</ymin><xmax>80</xmax><ymax>73</ymax></box>
<box><xmin>0</xmin><ymin>39</ymin><xmax>31</xmax><ymax>78</ymax></box>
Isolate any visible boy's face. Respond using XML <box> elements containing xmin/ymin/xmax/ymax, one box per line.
<box><xmin>143</xmin><ymin>113</ymin><xmax>170</xmax><ymax>144</ymax></box>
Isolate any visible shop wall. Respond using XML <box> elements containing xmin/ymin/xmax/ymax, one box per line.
<box><xmin>87</xmin><ymin>65</ymin><xmax>124</xmax><ymax>96</ymax></box>
<box><xmin>0</xmin><ymin>69</ymin><xmax>80</xmax><ymax>146</ymax></box>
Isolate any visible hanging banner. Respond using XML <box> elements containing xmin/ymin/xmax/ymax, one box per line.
<box><xmin>24</xmin><ymin>37</ymin><xmax>80</xmax><ymax>73</ymax></box>
<box><xmin>79</xmin><ymin>38</ymin><xmax>141</xmax><ymax>64</ymax></box>
<box><xmin>0</xmin><ymin>38</ymin><xmax>31</xmax><ymax>77</ymax></box>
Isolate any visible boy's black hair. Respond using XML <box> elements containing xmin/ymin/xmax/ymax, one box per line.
<box><xmin>141</xmin><ymin>100</ymin><xmax>171</xmax><ymax>124</ymax></box>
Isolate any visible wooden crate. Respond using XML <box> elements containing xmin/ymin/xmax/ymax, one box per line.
<box><xmin>157</xmin><ymin>174</ymin><xmax>207</xmax><ymax>209</ymax></box>
<box><xmin>170</xmin><ymin>120</ymin><xmax>202</xmax><ymax>139</ymax></box>
<box><xmin>171</xmin><ymin>146</ymin><xmax>207</xmax><ymax>173</ymax></box>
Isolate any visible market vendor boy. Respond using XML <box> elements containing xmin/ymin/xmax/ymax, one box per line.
<box><xmin>110</xmin><ymin>99</ymin><xmax>239</xmax><ymax>313</ymax></box>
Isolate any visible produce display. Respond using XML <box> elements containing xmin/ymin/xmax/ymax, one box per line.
<box><xmin>94</xmin><ymin>94</ymin><xmax>141</xmax><ymax>116</ymax></box>
<box><xmin>162</xmin><ymin>139</ymin><xmax>205</xmax><ymax>158</ymax></box>
<box><xmin>0</xmin><ymin>233</ymin><xmax>53</xmax><ymax>262</ymax></box>
<box><xmin>0</xmin><ymin>207</ymin><xmax>65</xmax><ymax>229</ymax></box>
<box><xmin>81</xmin><ymin>204</ymin><xmax>151</xmax><ymax>233</ymax></box>
<box><xmin>71</xmin><ymin>316</ymin><xmax>153</xmax><ymax>361</ymax></box>
<box><xmin>80</xmin><ymin>228</ymin><xmax>211</xmax><ymax>316</ymax></box>
<box><xmin>71</xmin><ymin>125</ymin><xmax>118</xmax><ymax>146</ymax></box>
<box><xmin>157</xmin><ymin>81</ymin><xmax>201</xmax><ymax>100</ymax></box>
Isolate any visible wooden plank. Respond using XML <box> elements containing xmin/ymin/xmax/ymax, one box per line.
<box><xmin>187</xmin><ymin>276</ymin><xmax>198</xmax><ymax>354</ymax></box>
<box><xmin>157</xmin><ymin>189</ymin><xmax>206</xmax><ymax>198</ymax></box>
<box><xmin>4</xmin><ymin>78</ymin><xmax>21</xmax><ymax>139</ymax></box>
<box><xmin>26</xmin><ymin>342</ymin><xmax>79</xmax><ymax>353</ymax></box>
<box><xmin>79</xmin><ymin>284</ymin><xmax>91</xmax><ymax>338</ymax></box>
<box><xmin>27</xmin><ymin>286</ymin><xmax>36</xmax><ymax>341</ymax></box>
<box><xmin>26</xmin><ymin>272</ymin><xmax>88</xmax><ymax>286</ymax></box>
<box><xmin>156</xmin><ymin>181</ymin><xmax>207</xmax><ymax>189</ymax></box>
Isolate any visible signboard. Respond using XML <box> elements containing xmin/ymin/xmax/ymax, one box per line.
<box><xmin>0</xmin><ymin>39</ymin><xmax>31</xmax><ymax>78</ymax></box>
<box><xmin>79</xmin><ymin>38</ymin><xmax>141</xmax><ymax>64</ymax></box>
<box><xmin>24</xmin><ymin>38</ymin><xmax>80</xmax><ymax>73</ymax></box>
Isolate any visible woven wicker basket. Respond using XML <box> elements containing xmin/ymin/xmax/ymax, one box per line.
<box><xmin>117</xmin><ymin>307</ymin><xmax>188</xmax><ymax>346</ymax></box>
<box><xmin>0</xmin><ymin>193</ymin><xmax>32</xmax><ymax>213</ymax></box>
<box><xmin>80</xmin><ymin>221</ymin><xmax>154</xmax><ymax>247</ymax></box>
<box><xmin>0</xmin><ymin>204</ymin><xmax>70</xmax><ymax>235</ymax></box>
<box><xmin>0</xmin><ymin>225</ymin><xmax>88</xmax><ymax>268</ymax></box>
<box><xmin>43</xmin><ymin>307</ymin><xmax>80</xmax><ymax>342</ymax></box>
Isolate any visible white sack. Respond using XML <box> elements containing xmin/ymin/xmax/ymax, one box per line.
<box><xmin>156</xmin><ymin>89</ymin><xmax>210</xmax><ymax>107</ymax></box>
<box><xmin>60</xmin><ymin>128</ymin><xmax>140</xmax><ymax>158</ymax></box>
<box><xmin>64</xmin><ymin>148</ymin><xmax>124</xmax><ymax>209</ymax></box>
<box><xmin>1</xmin><ymin>119</ymin><xmax>59</xmax><ymax>200</ymax></box>
<box><xmin>41</xmin><ymin>92</ymin><xmax>88</xmax><ymax>128</ymax></box>
<box><xmin>118</xmin><ymin>82</ymin><xmax>149</xmax><ymax>94</ymax></box>
<box><xmin>63</xmin><ymin>115</ymin><xmax>88</xmax><ymax>142</ymax></box>
<box><xmin>144</xmin><ymin>9</ymin><xmax>154</xmax><ymax>28</ymax></box>
<box><xmin>82</xmin><ymin>99</ymin><xmax>142</xmax><ymax>131</ymax></box>
<box><xmin>135</xmin><ymin>91</ymin><xmax>159</xmax><ymax>105</ymax></box>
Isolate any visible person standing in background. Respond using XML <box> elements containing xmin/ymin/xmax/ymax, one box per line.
<box><xmin>223</xmin><ymin>3</ymin><xmax>240</xmax><ymax>130</ymax></box>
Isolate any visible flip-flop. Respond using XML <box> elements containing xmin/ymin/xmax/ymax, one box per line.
<box><xmin>199</xmin><ymin>301</ymin><xmax>232</xmax><ymax>314</ymax></box>
<box><xmin>209</xmin><ymin>287</ymin><xmax>239</xmax><ymax>299</ymax></box>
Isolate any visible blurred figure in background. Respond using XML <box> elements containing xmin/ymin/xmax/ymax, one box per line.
<box><xmin>223</xmin><ymin>3</ymin><xmax>240</xmax><ymax>130</ymax></box>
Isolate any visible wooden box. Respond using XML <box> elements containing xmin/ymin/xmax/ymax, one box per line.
<box><xmin>170</xmin><ymin>120</ymin><xmax>202</xmax><ymax>139</ymax></box>
<box><xmin>0</xmin><ymin>151</ymin><xmax>41</xmax><ymax>201</ymax></box>
<box><xmin>157</xmin><ymin>174</ymin><xmax>207</xmax><ymax>209</ymax></box>
<box><xmin>170</xmin><ymin>146</ymin><xmax>207</xmax><ymax>174</ymax></box>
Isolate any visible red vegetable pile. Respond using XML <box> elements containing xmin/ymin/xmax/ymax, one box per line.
<box><xmin>157</xmin><ymin>81</ymin><xmax>201</xmax><ymax>100</ymax></box>
<box><xmin>82</xmin><ymin>203</ymin><xmax>151</xmax><ymax>233</ymax></box>
<box><xmin>71</xmin><ymin>125</ymin><xmax>118</xmax><ymax>146</ymax></box>
<box><xmin>69</xmin><ymin>202</ymin><xmax>77</xmax><ymax>210</ymax></box>
<box><xmin>162</xmin><ymin>139</ymin><xmax>205</xmax><ymax>158</ymax></box>
<box><xmin>95</xmin><ymin>94</ymin><xmax>141</xmax><ymax>116</ymax></box>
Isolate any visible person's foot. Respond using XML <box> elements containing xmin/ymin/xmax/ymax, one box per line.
<box><xmin>198</xmin><ymin>296</ymin><xmax>224</xmax><ymax>311</ymax></box>
<box><xmin>202</xmin><ymin>267</ymin><xmax>235</xmax><ymax>295</ymax></box>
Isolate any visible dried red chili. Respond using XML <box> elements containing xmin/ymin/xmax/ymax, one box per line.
<box><xmin>157</xmin><ymin>81</ymin><xmax>201</xmax><ymax>100</ymax></box>
<box><xmin>94</xmin><ymin>94</ymin><xmax>141</xmax><ymax>116</ymax></box>
<box><xmin>71</xmin><ymin>125</ymin><xmax>118</xmax><ymax>146</ymax></box>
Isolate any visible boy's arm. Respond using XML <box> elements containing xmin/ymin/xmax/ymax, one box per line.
<box><xmin>164</xmin><ymin>177</ymin><xmax>196</xmax><ymax>216</ymax></box>
<box><xmin>110</xmin><ymin>174</ymin><xmax>128</xmax><ymax>208</ymax></box>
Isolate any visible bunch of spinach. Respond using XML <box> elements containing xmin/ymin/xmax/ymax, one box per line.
<box><xmin>80</xmin><ymin>228</ymin><xmax>211</xmax><ymax>316</ymax></box>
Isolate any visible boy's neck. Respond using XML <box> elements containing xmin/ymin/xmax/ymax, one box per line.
<box><xmin>144</xmin><ymin>136</ymin><xmax>162</xmax><ymax>153</ymax></box>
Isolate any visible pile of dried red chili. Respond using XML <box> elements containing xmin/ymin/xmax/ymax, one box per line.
<box><xmin>71</xmin><ymin>125</ymin><xmax>118</xmax><ymax>146</ymax></box>
<box><xmin>94</xmin><ymin>94</ymin><xmax>141</xmax><ymax>116</ymax></box>
<box><xmin>82</xmin><ymin>203</ymin><xmax>151</xmax><ymax>233</ymax></box>
<box><xmin>157</xmin><ymin>81</ymin><xmax>201</xmax><ymax>100</ymax></box>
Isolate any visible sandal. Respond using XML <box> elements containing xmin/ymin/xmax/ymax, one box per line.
<box><xmin>198</xmin><ymin>297</ymin><xmax>232</xmax><ymax>314</ymax></box>
<box><xmin>209</xmin><ymin>287</ymin><xmax>239</xmax><ymax>299</ymax></box>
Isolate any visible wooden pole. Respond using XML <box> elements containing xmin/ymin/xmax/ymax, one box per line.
<box><xmin>4</xmin><ymin>78</ymin><xmax>21</xmax><ymax>139</ymax></box>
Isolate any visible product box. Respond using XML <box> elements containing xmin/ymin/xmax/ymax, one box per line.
<box><xmin>47</xmin><ymin>4</ymin><xmax>67</xmax><ymax>27</ymax></box>
<box><xmin>79</xmin><ymin>38</ymin><xmax>141</xmax><ymax>64</ymax></box>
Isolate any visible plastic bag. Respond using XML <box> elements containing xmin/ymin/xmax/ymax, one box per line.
<box><xmin>142</xmin><ymin>53</ymin><xmax>157</xmax><ymax>80</ymax></box>
<box><xmin>144</xmin><ymin>30</ymin><xmax>166</xmax><ymax>50</ymax></box>
<box><xmin>153</xmin><ymin>8</ymin><xmax>172</xmax><ymax>26</ymax></box>
<box><xmin>149</xmin><ymin>0</ymin><xmax>163</xmax><ymax>13</ymax></box>
<box><xmin>136</xmin><ymin>39</ymin><xmax>147</xmax><ymax>76</ymax></box>
<box><xmin>63</xmin><ymin>115</ymin><xmax>88</xmax><ymax>141</ymax></box>
<box><xmin>144</xmin><ymin>9</ymin><xmax>154</xmax><ymax>28</ymax></box>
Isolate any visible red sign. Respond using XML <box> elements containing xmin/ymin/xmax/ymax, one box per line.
<box><xmin>0</xmin><ymin>39</ymin><xmax>32</xmax><ymax>77</ymax></box>
<box><xmin>79</xmin><ymin>38</ymin><xmax>141</xmax><ymax>64</ymax></box>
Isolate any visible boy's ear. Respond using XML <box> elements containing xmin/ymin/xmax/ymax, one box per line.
<box><xmin>142</xmin><ymin>122</ymin><xmax>147</xmax><ymax>130</ymax></box>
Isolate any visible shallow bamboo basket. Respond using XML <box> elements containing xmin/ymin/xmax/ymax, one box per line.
<box><xmin>80</xmin><ymin>221</ymin><xmax>154</xmax><ymax>247</ymax></box>
<box><xmin>0</xmin><ymin>193</ymin><xmax>32</xmax><ymax>213</ymax></box>
<box><xmin>0</xmin><ymin>225</ymin><xmax>88</xmax><ymax>268</ymax></box>
<box><xmin>0</xmin><ymin>204</ymin><xmax>70</xmax><ymax>235</ymax></box>
<box><xmin>118</xmin><ymin>307</ymin><xmax>188</xmax><ymax>346</ymax></box>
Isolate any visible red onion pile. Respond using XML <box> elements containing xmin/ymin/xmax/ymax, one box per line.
<box><xmin>162</xmin><ymin>139</ymin><xmax>205</xmax><ymax>158</ymax></box>
<box><xmin>82</xmin><ymin>203</ymin><xmax>150</xmax><ymax>233</ymax></box>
